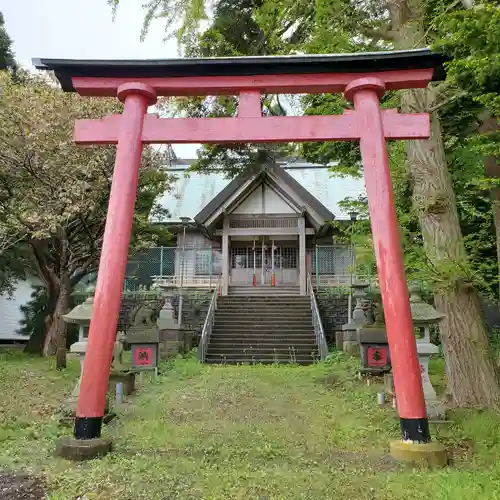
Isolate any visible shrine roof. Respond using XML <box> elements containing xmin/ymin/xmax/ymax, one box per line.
<box><xmin>33</xmin><ymin>48</ymin><xmax>446</xmax><ymax>93</ymax></box>
<box><xmin>156</xmin><ymin>160</ymin><xmax>366</xmax><ymax>223</ymax></box>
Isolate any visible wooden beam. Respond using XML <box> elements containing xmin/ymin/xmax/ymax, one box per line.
<box><xmin>214</xmin><ymin>227</ymin><xmax>315</xmax><ymax>236</ymax></box>
<box><xmin>71</xmin><ymin>68</ymin><xmax>434</xmax><ymax>97</ymax></box>
<box><xmin>74</xmin><ymin>111</ymin><xmax>430</xmax><ymax>145</ymax></box>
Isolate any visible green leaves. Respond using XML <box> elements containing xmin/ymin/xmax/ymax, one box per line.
<box><xmin>0</xmin><ymin>71</ymin><xmax>169</xmax><ymax>287</ymax></box>
<box><xmin>0</xmin><ymin>12</ymin><xmax>16</xmax><ymax>73</ymax></box>
<box><xmin>109</xmin><ymin>0</ymin><xmax>209</xmax><ymax>45</ymax></box>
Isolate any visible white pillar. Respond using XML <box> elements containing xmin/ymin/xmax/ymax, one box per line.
<box><xmin>299</xmin><ymin>216</ymin><xmax>306</xmax><ymax>295</ymax></box>
<box><xmin>260</xmin><ymin>238</ymin><xmax>265</xmax><ymax>285</ymax></box>
<box><xmin>222</xmin><ymin>217</ymin><xmax>229</xmax><ymax>296</ymax></box>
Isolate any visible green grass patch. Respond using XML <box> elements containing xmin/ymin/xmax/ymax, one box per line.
<box><xmin>1</xmin><ymin>351</ymin><xmax>500</xmax><ymax>499</ymax></box>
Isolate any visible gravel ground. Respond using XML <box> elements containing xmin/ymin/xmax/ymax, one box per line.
<box><xmin>0</xmin><ymin>472</ymin><xmax>45</xmax><ymax>500</ymax></box>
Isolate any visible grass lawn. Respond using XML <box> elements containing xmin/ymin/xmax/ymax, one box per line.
<box><xmin>1</xmin><ymin>350</ymin><xmax>500</xmax><ymax>499</ymax></box>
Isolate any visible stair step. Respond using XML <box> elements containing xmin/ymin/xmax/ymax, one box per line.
<box><xmin>211</xmin><ymin>328</ymin><xmax>314</xmax><ymax>341</ymax></box>
<box><xmin>215</xmin><ymin>320</ymin><xmax>312</xmax><ymax>324</ymax></box>
<box><xmin>213</xmin><ymin>326</ymin><xmax>314</xmax><ymax>332</ymax></box>
<box><xmin>207</xmin><ymin>347</ymin><xmax>318</xmax><ymax>354</ymax></box>
<box><xmin>215</xmin><ymin>315</ymin><xmax>312</xmax><ymax>327</ymax></box>
<box><xmin>205</xmin><ymin>359</ymin><xmax>315</xmax><ymax>365</ymax></box>
<box><xmin>220</xmin><ymin>297</ymin><xmax>309</xmax><ymax>302</ymax></box>
<box><xmin>229</xmin><ymin>290</ymin><xmax>301</xmax><ymax>297</ymax></box>
<box><xmin>209</xmin><ymin>333</ymin><xmax>316</xmax><ymax>338</ymax></box>
<box><xmin>221</xmin><ymin>297</ymin><xmax>307</xmax><ymax>301</ymax></box>
<box><xmin>215</xmin><ymin>307</ymin><xmax>312</xmax><ymax>317</ymax></box>
<box><xmin>217</xmin><ymin>302</ymin><xmax>310</xmax><ymax>306</ymax></box>
<box><xmin>213</xmin><ymin>328</ymin><xmax>313</xmax><ymax>334</ymax></box>
<box><xmin>205</xmin><ymin>352</ymin><xmax>316</xmax><ymax>358</ymax></box>
<box><xmin>205</xmin><ymin>356</ymin><xmax>317</xmax><ymax>365</ymax></box>
<box><xmin>219</xmin><ymin>302</ymin><xmax>309</xmax><ymax>306</ymax></box>
<box><xmin>206</xmin><ymin>350</ymin><xmax>317</xmax><ymax>356</ymax></box>
<box><xmin>207</xmin><ymin>341</ymin><xmax>316</xmax><ymax>348</ymax></box>
<box><xmin>215</xmin><ymin>312</ymin><xmax>311</xmax><ymax>318</ymax></box>
<box><xmin>210</xmin><ymin>338</ymin><xmax>316</xmax><ymax>344</ymax></box>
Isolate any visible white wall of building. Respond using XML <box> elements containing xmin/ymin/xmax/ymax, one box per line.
<box><xmin>263</xmin><ymin>186</ymin><xmax>296</xmax><ymax>214</ymax></box>
<box><xmin>0</xmin><ymin>279</ymin><xmax>35</xmax><ymax>341</ymax></box>
<box><xmin>232</xmin><ymin>183</ymin><xmax>297</xmax><ymax>215</ymax></box>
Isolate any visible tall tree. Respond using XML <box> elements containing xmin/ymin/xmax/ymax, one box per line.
<box><xmin>0</xmin><ymin>11</ymin><xmax>22</xmax><ymax>294</ymax></box>
<box><xmin>388</xmin><ymin>0</ymin><xmax>500</xmax><ymax>407</ymax></box>
<box><xmin>435</xmin><ymin>4</ymin><xmax>500</xmax><ymax>296</ymax></box>
<box><xmin>0</xmin><ymin>12</ymin><xmax>16</xmax><ymax>72</ymax></box>
<box><xmin>0</xmin><ymin>72</ymin><xmax>169</xmax><ymax>368</ymax></box>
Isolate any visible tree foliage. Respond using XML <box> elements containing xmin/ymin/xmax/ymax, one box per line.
<box><xmin>108</xmin><ymin>0</ymin><xmax>209</xmax><ymax>44</ymax></box>
<box><xmin>0</xmin><ymin>12</ymin><xmax>16</xmax><ymax>72</ymax></box>
<box><xmin>0</xmin><ymin>71</ymin><xmax>170</xmax><ymax>366</ymax></box>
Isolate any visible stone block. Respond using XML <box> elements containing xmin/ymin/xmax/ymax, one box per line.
<box><xmin>343</xmin><ymin>340</ymin><xmax>360</xmax><ymax>355</ymax></box>
<box><xmin>126</xmin><ymin>328</ymin><xmax>160</xmax><ymax>344</ymax></box>
<box><xmin>341</xmin><ymin>327</ymin><xmax>358</xmax><ymax>343</ymax></box>
<box><xmin>159</xmin><ymin>327</ymin><xmax>182</xmax><ymax>359</ymax></box>
<box><xmin>182</xmin><ymin>328</ymin><xmax>194</xmax><ymax>353</ymax></box>
<box><xmin>108</xmin><ymin>372</ymin><xmax>135</xmax><ymax>395</ymax></box>
<box><xmin>335</xmin><ymin>331</ymin><xmax>343</xmax><ymax>350</ymax></box>
<box><xmin>390</xmin><ymin>440</ymin><xmax>447</xmax><ymax>467</ymax></box>
<box><xmin>357</xmin><ymin>326</ymin><xmax>387</xmax><ymax>343</ymax></box>
<box><xmin>55</xmin><ymin>437</ymin><xmax>112</xmax><ymax>461</ymax></box>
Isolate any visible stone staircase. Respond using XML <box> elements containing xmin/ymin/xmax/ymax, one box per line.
<box><xmin>205</xmin><ymin>295</ymin><xmax>319</xmax><ymax>365</ymax></box>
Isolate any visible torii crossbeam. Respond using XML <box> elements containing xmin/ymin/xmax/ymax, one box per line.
<box><xmin>34</xmin><ymin>49</ymin><xmax>447</xmax><ymax>461</ymax></box>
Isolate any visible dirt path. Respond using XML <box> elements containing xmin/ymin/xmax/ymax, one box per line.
<box><xmin>0</xmin><ymin>472</ymin><xmax>45</xmax><ymax>500</ymax></box>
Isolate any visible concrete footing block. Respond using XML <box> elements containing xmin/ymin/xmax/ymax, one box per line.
<box><xmin>390</xmin><ymin>440</ymin><xmax>447</xmax><ymax>467</ymax></box>
<box><xmin>109</xmin><ymin>372</ymin><xmax>135</xmax><ymax>395</ymax></box>
<box><xmin>342</xmin><ymin>340</ymin><xmax>359</xmax><ymax>355</ymax></box>
<box><xmin>55</xmin><ymin>437</ymin><xmax>112</xmax><ymax>461</ymax></box>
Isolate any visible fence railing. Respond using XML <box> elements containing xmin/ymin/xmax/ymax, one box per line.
<box><xmin>307</xmin><ymin>274</ymin><xmax>329</xmax><ymax>360</ymax></box>
<box><xmin>124</xmin><ymin>245</ymin><xmax>361</xmax><ymax>290</ymax></box>
<box><xmin>125</xmin><ymin>247</ymin><xmax>222</xmax><ymax>290</ymax></box>
<box><xmin>197</xmin><ymin>275</ymin><xmax>221</xmax><ymax>363</ymax></box>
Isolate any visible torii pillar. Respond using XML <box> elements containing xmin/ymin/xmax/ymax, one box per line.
<box><xmin>34</xmin><ymin>51</ymin><xmax>447</xmax><ymax>465</ymax></box>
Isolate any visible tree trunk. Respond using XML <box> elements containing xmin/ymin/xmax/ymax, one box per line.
<box><xmin>42</xmin><ymin>274</ymin><xmax>71</xmax><ymax>369</ymax></box>
<box><xmin>390</xmin><ymin>1</ymin><xmax>500</xmax><ymax>407</ymax></box>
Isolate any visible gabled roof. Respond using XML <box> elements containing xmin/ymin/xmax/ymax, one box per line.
<box><xmin>195</xmin><ymin>163</ymin><xmax>335</xmax><ymax>228</ymax></box>
<box><xmin>156</xmin><ymin>161</ymin><xmax>365</xmax><ymax>223</ymax></box>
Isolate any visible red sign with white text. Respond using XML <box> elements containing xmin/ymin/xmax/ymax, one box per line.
<box><xmin>367</xmin><ymin>346</ymin><xmax>388</xmax><ymax>367</ymax></box>
<box><xmin>133</xmin><ymin>347</ymin><xmax>153</xmax><ymax>367</ymax></box>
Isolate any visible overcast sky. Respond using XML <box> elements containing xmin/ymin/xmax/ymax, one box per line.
<box><xmin>0</xmin><ymin>0</ymin><xmax>197</xmax><ymax>157</ymax></box>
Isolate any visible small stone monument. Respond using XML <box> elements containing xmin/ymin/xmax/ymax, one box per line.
<box><xmin>109</xmin><ymin>329</ymin><xmax>136</xmax><ymax>396</ymax></box>
<box><xmin>357</xmin><ymin>285</ymin><xmax>391</xmax><ymax>374</ymax></box>
<box><xmin>125</xmin><ymin>300</ymin><xmax>161</xmax><ymax>370</ymax></box>
<box><xmin>157</xmin><ymin>282</ymin><xmax>190</xmax><ymax>358</ymax></box>
<box><xmin>342</xmin><ymin>281</ymin><xmax>369</xmax><ymax>354</ymax></box>
<box><xmin>409</xmin><ymin>282</ymin><xmax>446</xmax><ymax>420</ymax></box>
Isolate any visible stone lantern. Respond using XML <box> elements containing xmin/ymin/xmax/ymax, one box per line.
<box><xmin>61</xmin><ymin>285</ymin><xmax>100</xmax><ymax>415</ymax></box>
<box><xmin>409</xmin><ymin>282</ymin><xmax>446</xmax><ymax>419</ymax></box>
<box><xmin>156</xmin><ymin>282</ymin><xmax>177</xmax><ymax>330</ymax></box>
<box><xmin>155</xmin><ymin>282</ymin><xmax>187</xmax><ymax>358</ymax></box>
<box><xmin>342</xmin><ymin>281</ymin><xmax>369</xmax><ymax>354</ymax></box>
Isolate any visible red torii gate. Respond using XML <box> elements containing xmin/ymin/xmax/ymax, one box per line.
<box><xmin>34</xmin><ymin>49</ymin><xmax>446</xmax><ymax>459</ymax></box>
